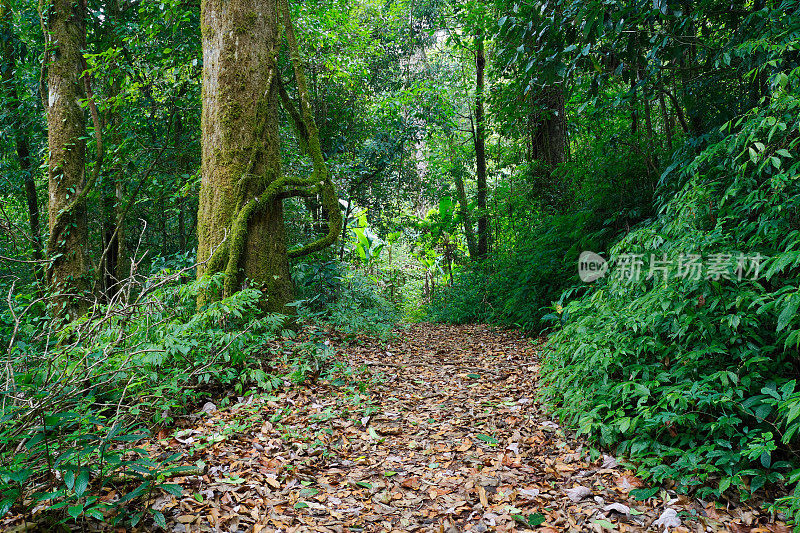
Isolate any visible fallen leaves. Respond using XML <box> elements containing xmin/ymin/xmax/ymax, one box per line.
<box><xmin>615</xmin><ymin>474</ymin><xmax>645</xmax><ymax>493</ymax></box>
<box><xmin>653</xmin><ymin>508</ymin><xmax>682</xmax><ymax>530</ymax></box>
<box><xmin>20</xmin><ymin>323</ymin><xmax>782</xmax><ymax>533</ymax></box>
<box><xmin>565</xmin><ymin>486</ymin><xmax>593</xmax><ymax>502</ymax></box>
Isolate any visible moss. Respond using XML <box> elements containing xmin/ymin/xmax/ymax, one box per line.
<box><xmin>235</xmin><ymin>13</ymin><xmax>258</xmax><ymax>35</ymax></box>
<box><xmin>198</xmin><ymin>0</ymin><xmax>342</xmax><ymax>313</ymax></box>
<box><xmin>45</xmin><ymin>0</ymin><xmax>90</xmax><ymax>320</ymax></box>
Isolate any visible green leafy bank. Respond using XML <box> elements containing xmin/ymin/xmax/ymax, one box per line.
<box><xmin>541</xmin><ymin>43</ymin><xmax>800</xmax><ymax>520</ymax></box>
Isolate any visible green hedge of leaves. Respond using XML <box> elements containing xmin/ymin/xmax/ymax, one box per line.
<box><xmin>542</xmin><ymin>60</ymin><xmax>800</xmax><ymax>518</ymax></box>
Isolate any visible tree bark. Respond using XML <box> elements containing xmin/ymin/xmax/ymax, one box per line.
<box><xmin>658</xmin><ymin>73</ymin><xmax>673</xmax><ymax>152</ymax></box>
<box><xmin>197</xmin><ymin>0</ymin><xmax>292</xmax><ymax>311</ymax></box>
<box><xmin>1</xmin><ymin>1</ymin><xmax>44</xmax><ymax>280</ymax></box>
<box><xmin>643</xmin><ymin>93</ymin><xmax>658</xmax><ymax>170</ymax></box>
<box><xmin>630</xmin><ymin>78</ymin><xmax>639</xmax><ymax>134</ymax></box>
<box><xmin>102</xmin><ymin>0</ymin><xmax>125</xmax><ymax>295</ymax></box>
<box><xmin>474</xmin><ymin>30</ymin><xmax>488</xmax><ymax>259</ymax></box>
<box><xmin>448</xmin><ymin>136</ymin><xmax>476</xmax><ymax>258</ymax></box>
<box><xmin>43</xmin><ymin>0</ymin><xmax>90</xmax><ymax>321</ymax></box>
<box><xmin>197</xmin><ymin>0</ymin><xmax>341</xmax><ymax>311</ymax></box>
<box><xmin>530</xmin><ymin>85</ymin><xmax>567</xmax><ymax>169</ymax></box>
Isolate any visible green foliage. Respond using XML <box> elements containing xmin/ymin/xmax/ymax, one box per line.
<box><xmin>295</xmin><ymin>260</ymin><xmax>400</xmax><ymax>338</ymax></box>
<box><xmin>127</xmin><ymin>275</ymin><xmax>290</xmax><ymax>423</ymax></box>
<box><xmin>541</xmin><ymin>56</ymin><xmax>800</xmax><ymax>515</ymax></box>
<box><xmin>427</xmin><ymin>211</ymin><xmax>597</xmax><ymax>330</ymax></box>
<box><xmin>349</xmin><ymin>212</ymin><xmax>386</xmax><ymax>266</ymax></box>
<box><xmin>0</xmin><ymin>271</ymin><xmax>290</xmax><ymax>524</ymax></box>
<box><xmin>426</xmin><ymin>131</ymin><xmax>653</xmax><ymax>332</ymax></box>
<box><xmin>328</xmin><ymin>269</ymin><xmax>400</xmax><ymax>338</ymax></box>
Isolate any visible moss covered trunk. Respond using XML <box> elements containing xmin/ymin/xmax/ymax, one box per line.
<box><xmin>531</xmin><ymin>85</ymin><xmax>567</xmax><ymax>169</ymax></box>
<box><xmin>197</xmin><ymin>0</ymin><xmax>293</xmax><ymax>312</ymax></box>
<box><xmin>44</xmin><ymin>0</ymin><xmax>89</xmax><ymax>320</ymax></box>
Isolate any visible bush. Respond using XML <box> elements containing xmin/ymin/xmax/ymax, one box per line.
<box><xmin>427</xmin><ymin>116</ymin><xmax>658</xmax><ymax>332</ymax></box>
<box><xmin>294</xmin><ymin>260</ymin><xmax>400</xmax><ymax>338</ymax></box>
<box><xmin>540</xmin><ymin>62</ymin><xmax>800</xmax><ymax>514</ymax></box>
<box><xmin>0</xmin><ymin>270</ymin><xmax>292</xmax><ymax>526</ymax></box>
<box><xmin>427</xmin><ymin>211</ymin><xmax>602</xmax><ymax>331</ymax></box>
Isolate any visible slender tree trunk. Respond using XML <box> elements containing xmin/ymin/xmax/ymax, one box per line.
<box><xmin>680</xmin><ymin>0</ymin><xmax>702</xmax><ymax>137</ymax></box>
<box><xmin>444</xmin><ymin>236</ymin><xmax>452</xmax><ymax>287</ymax></box>
<box><xmin>630</xmin><ymin>85</ymin><xmax>639</xmax><ymax>134</ymax></box>
<box><xmin>643</xmin><ymin>93</ymin><xmax>658</xmax><ymax>169</ymax></box>
<box><xmin>43</xmin><ymin>0</ymin><xmax>89</xmax><ymax>320</ymax></box>
<box><xmin>178</xmin><ymin>198</ymin><xmax>186</xmax><ymax>254</ymax></box>
<box><xmin>474</xmin><ymin>30</ymin><xmax>488</xmax><ymax>259</ymax></box>
<box><xmin>448</xmin><ymin>136</ymin><xmax>476</xmax><ymax>258</ymax></box>
<box><xmin>173</xmin><ymin>113</ymin><xmax>190</xmax><ymax>255</ymax></box>
<box><xmin>100</xmin><ymin>105</ymin><xmax>118</xmax><ymax>297</ymax></box>
<box><xmin>105</xmin><ymin>0</ymin><xmax>126</xmax><ymax>291</ymax></box>
<box><xmin>101</xmin><ymin>182</ymin><xmax>117</xmax><ymax>295</ymax></box>
<box><xmin>339</xmin><ymin>195</ymin><xmax>353</xmax><ymax>260</ymax></box>
<box><xmin>661</xmin><ymin>84</ymin><xmax>689</xmax><ymax>134</ymax></box>
<box><xmin>197</xmin><ymin>0</ymin><xmax>292</xmax><ymax>311</ymax></box>
<box><xmin>20</xmin><ymin>139</ymin><xmax>43</xmax><ymax>273</ymax></box>
<box><xmin>658</xmin><ymin>76</ymin><xmax>673</xmax><ymax>152</ymax></box>
<box><xmin>159</xmin><ymin>195</ymin><xmax>168</xmax><ymax>254</ymax></box>
<box><xmin>2</xmin><ymin>1</ymin><xmax>44</xmax><ymax>280</ymax></box>
<box><xmin>114</xmin><ymin>167</ymin><xmax>126</xmax><ymax>279</ymax></box>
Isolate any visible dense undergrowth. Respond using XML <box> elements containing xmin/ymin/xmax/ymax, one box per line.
<box><xmin>541</xmin><ymin>63</ymin><xmax>800</xmax><ymax>516</ymax></box>
<box><xmin>1</xmin><ymin>0</ymin><xmax>798</xmax><ymax>526</ymax></box>
<box><xmin>0</xmin><ymin>264</ymin><xmax>393</xmax><ymax>527</ymax></box>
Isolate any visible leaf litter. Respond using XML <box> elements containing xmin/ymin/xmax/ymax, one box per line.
<box><xmin>92</xmin><ymin>324</ymin><xmax>794</xmax><ymax>532</ymax></box>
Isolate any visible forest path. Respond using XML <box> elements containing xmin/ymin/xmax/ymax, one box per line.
<box><xmin>154</xmin><ymin>324</ymin><xmax>785</xmax><ymax>533</ymax></box>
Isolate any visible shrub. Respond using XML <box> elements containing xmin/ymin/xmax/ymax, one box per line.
<box><xmin>540</xmin><ymin>61</ymin><xmax>800</xmax><ymax>515</ymax></box>
<box><xmin>0</xmin><ymin>270</ymin><xmax>291</xmax><ymax>526</ymax></box>
<box><xmin>427</xmin><ymin>211</ymin><xmax>602</xmax><ymax>331</ymax></box>
<box><xmin>294</xmin><ymin>260</ymin><xmax>401</xmax><ymax>338</ymax></box>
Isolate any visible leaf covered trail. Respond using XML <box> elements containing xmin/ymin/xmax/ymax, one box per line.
<box><xmin>153</xmin><ymin>324</ymin><xmax>787</xmax><ymax>532</ymax></box>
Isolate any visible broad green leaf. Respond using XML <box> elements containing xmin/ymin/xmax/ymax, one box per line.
<box><xmin>629</xmin><ymin>487</ymin><xmax>659</xmax><ymax>501</ymax></box>
<box><xmin>593</xmin><ymin>519</ymin><xmax>615</xmax><ymax>530</ymax></box>
<box><xmin>68</xmin><ymin>504</ymin><xmax>84</xmax><ymax>519</ymax></box>
<box><xmin>74</xmin><ymin>469</ymin><xmax>89</xmax><ymax>497</ymax></box>
<box><xmin>476</xmin><ymin>434</ymin><xmax>498</xmax><ymax>445</ymax></box>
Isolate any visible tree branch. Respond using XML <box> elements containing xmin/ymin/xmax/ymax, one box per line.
<box><xmin>277</xmin><ymin>74</ymin><xmax>309</xmax><ymax>154</ymax></box>
<box><xmin>279</xmin><ymin>0</ymin><xmax>342</xmax><ymax>260</ymax></box>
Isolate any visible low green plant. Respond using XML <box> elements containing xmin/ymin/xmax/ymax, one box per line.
<box><xmin>0</xmin><ymin>269</ymin><xmax>289</xmax><ymax>526</ymax></box>
<box><xmin>540</xmin><ymin>57</ymin><xmax>800</xmax><ymax>519</ymax></box>
<box><xmin>295</xmin><ymin>260</ymin><xmax>400</xmax><ymax>338</ymax></box>
<box><xmin>427</xmin><ymin>211</ymin><xmax>601</xmax><ymax>331</ymax></box>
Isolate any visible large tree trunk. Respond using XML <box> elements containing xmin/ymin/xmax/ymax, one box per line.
<box><xmin>530</xmin><ymin>85</ymin><xmax>567</xmax><ymax>169</ymax></box>
<box><xmin>197</xmin><ymin>0</ymin><xmax>293</xmax><ymax>312</ymax></box>
<box><xmin>474</xmin><ymin>30</ymin><xmax>488</xmax><ymax>259</ymax></box>
<box><xmin>44</xmin><ymin>0</ymin><xmax>89</xmax><ymax>321</ymax></box>
<box><xmin>1</xmin><ymin>0</ymin><xmax>44</xmax><ymax>281</ymax></box>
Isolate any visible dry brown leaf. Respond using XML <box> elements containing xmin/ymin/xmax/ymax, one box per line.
<box><xmin>477</xmin><ymin>485</ymin><xmax>488</xmax><ymax>507</ymax></box>
<box><xmin>615</xmin><ymin>474</ymin><xmax>644</xmax><ymax>492</ymax></box>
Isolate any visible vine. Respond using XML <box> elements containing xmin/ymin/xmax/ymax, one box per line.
<box><xmin>206</xmin><ymin>0</ymin><xmax>343</xmax><ymax>298</ymax></box>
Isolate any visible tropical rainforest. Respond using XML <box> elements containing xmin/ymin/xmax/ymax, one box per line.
<box><xmin>1</xmin><ymin>0</ymin><xmax>799</xmax><ymax>530</ymax></box>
